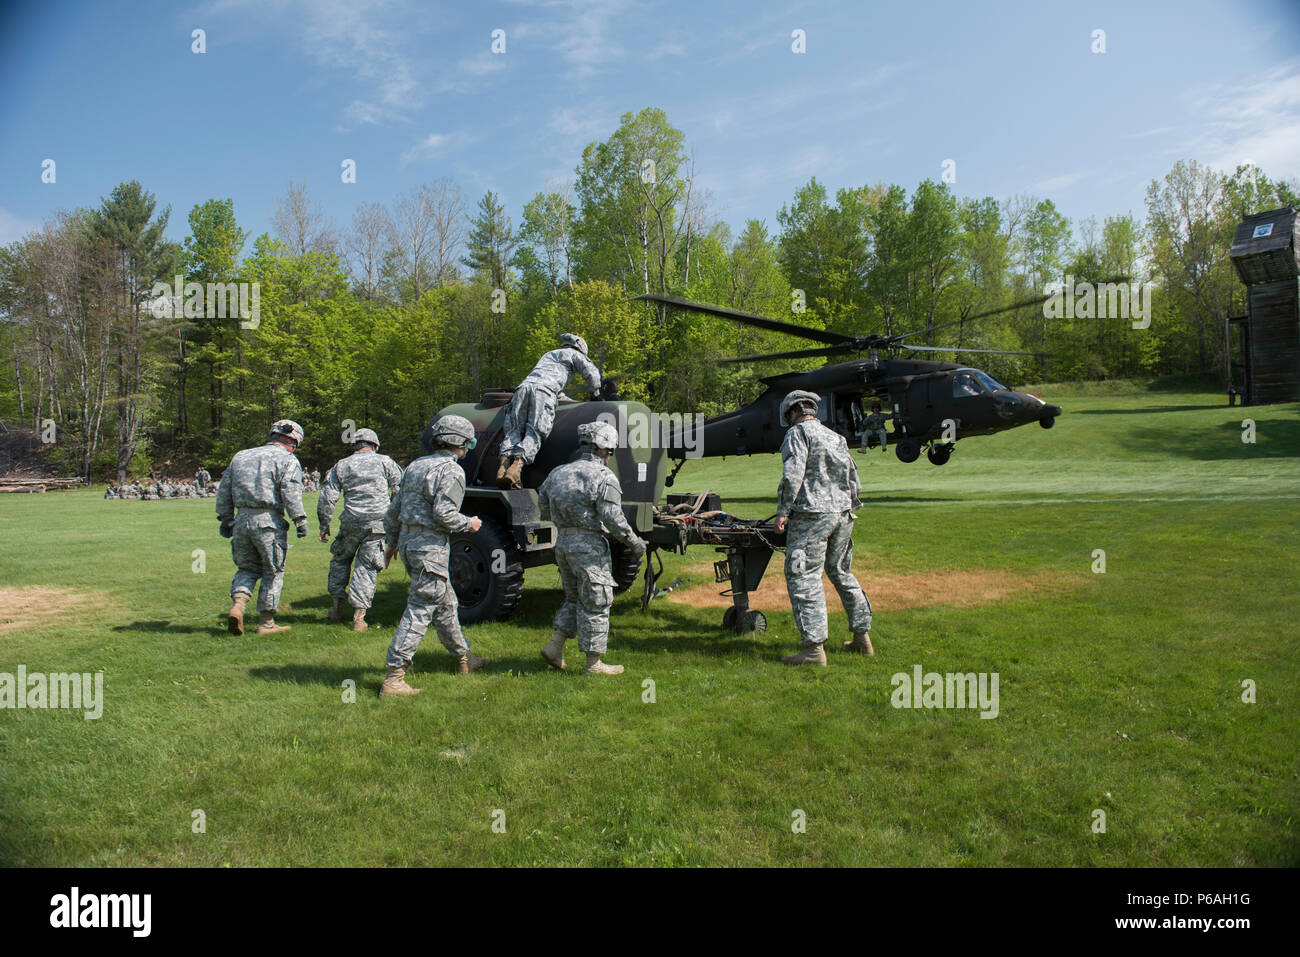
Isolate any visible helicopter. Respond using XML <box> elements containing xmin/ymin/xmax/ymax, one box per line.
<box><xmin>639</xmin><ymin>292</ymin><xmax>1064</xmax><ymax>469</ymax></box>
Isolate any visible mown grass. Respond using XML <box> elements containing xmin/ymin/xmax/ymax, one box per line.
<box><xmin>0</xmin><ymin>384</ymin><xmax>1296</xmax><ymax>866</ymax></box>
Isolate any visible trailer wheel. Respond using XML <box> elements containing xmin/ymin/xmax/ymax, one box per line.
<box><xmin>610</xmin><ymin>542</ymin><xmax>643</xmax><ymax>595</ymax></box>
<box><xmin>741</xmin><ymin>610</ymin><xmax>767</xmax><ymax>633</ymax></box>
<box><xmin>449</xmin><ymin>516</ymin><xmax>524</xmax><ymax>623</ymax></box>
<box><xmin>722</xmin><ymin>606</ymin><xmax>738</xmax><ymax>631</ymax></box>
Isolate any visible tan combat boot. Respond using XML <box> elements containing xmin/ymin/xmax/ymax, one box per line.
<box><xmin>457</xmin><ymin>652</ymin><xmax>488</xmax><ymax>674</ymax></box>
<box><xmin>781</xmin><ymin>643</ymin><xmax>827</xmax><ymax>666</ymax></box>
<box><xmin>256</xmin><ymin>610</ymin><xmax>291</xmax><ymax>634</ymax></box>
<box><xmin>227</xmin><ymin>593</ymin><xmax>249</xmax><ymax>635</ymax></box>
<box><xmin>495</xmin><ymin>456</ymin><xmax>511</xmax><ymax>486</ymax></box>
<box><xmin>584</xmin><ymin>652</ymin><xmax>624</xmax><ymax>676</ymax></box>
<box><xmin>503</xmin><ymin>457</ymin><xmax>524</xmax><ymax>490</ymax></box>
<box><xmin>352</xmin><ymin>607</ymin><xmax>368</xmax><ymax>632</ymax></box>
<box><xmin>541</xmin><ymin>631</ymin><xmax>567</xmax><ymax>670</ymax></box>
<box><xmin>844</xmin><ymin>631</ymin><xmax>874</xmax><ymax>656</ymax></box>
<box><xmin>328</xmin><ymin>597</ymin><xmax>344</xmax><ymax>623</ymax></box>
<box><xmin>380</xmin><ymin>666</ymin><xmax>421</xmax><ymax>696</ymax></box>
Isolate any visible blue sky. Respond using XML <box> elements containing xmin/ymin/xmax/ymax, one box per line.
<box><xmin>1</xmin><ymin>0</ymin><xmax>1298</xmax><ymax>251</ymax></box>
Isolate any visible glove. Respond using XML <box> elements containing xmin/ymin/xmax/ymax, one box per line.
<box><xmin>631</xmin><ymin>536</ymin><xmax>648</xmax><ymax>558</ymax></box>
<box><xmin>318</xmin><ymin>524</ymin><xmax>330</xmax><ymax>543</ymax></box>
<box><xmin>295</xmin><ymin>518</ymin><xmax>309</xmax><ymax>538</ymax></box>
<box><xmin>219</xmin><ymin>520</ymin><xmax>234</xmax><ymax>539</ymax></box>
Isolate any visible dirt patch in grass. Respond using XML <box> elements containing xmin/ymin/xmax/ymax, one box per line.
<box><xmin>0</xmin><ymin>586</ymin><xmax>105</xmax><ymax>635</ymax></box>
<box><xmin>664</xmin><ymin>564</ymin><xmax>1070</xmax><ymax>612</ymax></box>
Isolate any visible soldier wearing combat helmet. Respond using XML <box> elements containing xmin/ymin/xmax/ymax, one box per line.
<box><xmin>318</xmin><ymin>427</ymin><xmax>403</xmax><ymax>632</ymax></box>
<box><xmin>496</xmin><ymin>333</ymin><xmax>603</xmax><ymax>490</ymax></box>
<box><xmin>536</xmin><ymin>419</ymin><xmax>647</xmax><ymax>675</ymax></box>
<box><xmin>215</xmin><ymin>419</ymin><xmax>309</xmax><ymax>635</ymax></box>
<box><xmin>380</xmin><ymin>414</ymin><xmax>485</xmax><ymax>696</ymax></box>
<box><xmin>774</xmin><ymin>390</ymin><xmax>874</xmax><ymax>665</ymax></box>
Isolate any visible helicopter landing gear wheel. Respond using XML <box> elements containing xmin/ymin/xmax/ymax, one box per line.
<box><xmin>1040</xmin><ymin>416</ymin><xmax>1056</xmax><ymax>429</ymax></box>
<box><xmin>896</xmin><ymin>438</ymin><xmax>922</xmax><ymax>463</ymax></box>
<box><xmin>722</xmin><ymin>606</ymin><xmax>737</xmax><ymax>630</ymax></box>
<box><xmin>927</xmin><ymin>443</ymin><xmax>953</xmax><ymax>465</ymax></box>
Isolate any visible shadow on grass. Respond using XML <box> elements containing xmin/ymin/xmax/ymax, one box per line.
<box><xmin>1074</xmin><ymin>404</ymin><xmax>1230</xmax><ymax>415</ymax></box>
<box><xmin>1128</xmin><ymin>418</ymin><xmax>1300</xmax><ymax>459</ymax></box>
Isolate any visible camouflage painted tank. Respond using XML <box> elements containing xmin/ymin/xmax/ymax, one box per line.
<box><xmin>421</xmin><ymin>389</ymin><xmax>669</xmax><ymax>623</ymax></box>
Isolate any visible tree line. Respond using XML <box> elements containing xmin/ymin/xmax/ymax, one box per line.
<box><xmin>1</xmin><ymin>106</ymin><xmax>1295</xmax><ymax>481</ymax></box>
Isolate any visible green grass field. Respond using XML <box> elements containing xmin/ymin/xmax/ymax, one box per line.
<box><xmin>1</xmin><ymin>382</ymin><xmax>1297</xmax><ymax>867</ymax></box>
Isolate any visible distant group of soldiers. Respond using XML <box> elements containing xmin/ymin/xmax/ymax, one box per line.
<box><xmin>106</xmin><ymin>473</ymin><xmax>218</xmax><ymax>500</ymax></box>
<box><xmin>210</xmin><ymin>332</ymin><xmax>874</xmax><ymax>700</ymax></box>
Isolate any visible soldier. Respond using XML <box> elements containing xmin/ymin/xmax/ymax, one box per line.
<box><xmin>195</xmin><ymin>466</ymin><xmax>211</xmax><ymax>490</ymax></box>
<box><xmin>309</xmin><ymin>468</ymin><xmax>321</xmax><ymax>492</ymax></box>
<box><xmin>536</xmin><ymin>421</ymin><xmax>647</xmax><ymax>676</ymax></box>
<box><xmin>859</xmin><ymin>402</ymin><xmax>890</xmax><ymax>453</ymax></box>
<box><xmin>773</xmin><ymin>390</ymin><xmax>874</xmax><ymax>666</ymax></box>
<box><xmin>497</xmin><ymin>333</ymin><xmax>603</xmax><ymax>490</ymax></box>
<box><xmin>104</xmin><ymin>485</ymin><xmax>117</xmax><ymax>500</ymax></box>
<box><xmin>216</xmin><ymin>419</ymin><xmax>309</xmax><ymax>636</ymax></box>
<box><xmin>380</xmin><ymin>415</ymin><xmax>484</xmax><ymax>696</ymax></box>
<box><xmin>318</xmin><ymin>428</ymin><xmax>403</xmax><ymax>632</ymax></box>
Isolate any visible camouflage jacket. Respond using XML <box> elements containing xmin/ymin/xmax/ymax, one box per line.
<box><xmin>521</xmin><ymin>348</ymin><xmax>601</xmax><ymax>396</ymax></box>
<box><xmin>215</xmin><ymin>442</ymin><xmax>307</xmax><ymax>523</ymax></box>
<box><xmin>318</xmin><ymin>449</ymin><xmax>403</xmax><ymax>532</ymax></box>
<box><xmin>383</xmin><ymin>450</ymin><xmax>473</xmax><ymax>550</ymax></box>
<box><xmin>537</xmin><ymin>453</ymin><xmax>640</xmax><ymax>548</ymax></box>
<box><xmin>864</xmin><ymin>412</ymin><xmax>889</xmax><ymax>431</ymax></box>
<box><xmin>776</xmin><ymin>418</ymin><xmax>861</xmax><ymax>516</ymax></box>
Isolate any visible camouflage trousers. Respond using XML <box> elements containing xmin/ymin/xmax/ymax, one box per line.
<box><xmin>501</xmin><ymin>382</ymin><xmax>556</xmax><ymax>465</ymax></box>
<box><xmin>860</xmin><ymin>428</ymin><xmax>888</xmax><ymax>450</ymax></box>
<box><xmin>328</xmin><ymin>521</ymin><xmax>385</xmax><ymax>610</ymax></box>
<box><xmin>386</xmin><ymin>544</ymin><xmax>468</xmax><ymax>666</ymax></box>
<box><xmin>784</xmin><ymin>510</ymin><xmax>872</xmax><ymax>646</ymax></box>
<box><xmin>553</xmin><ymin>531</ymin><xmax>615</xmax><ymax>654</ymax></box>
<box><xmin>230</xmin><ymin>511</ymin><xmax>289</xmax><ymax>612</ymax></box>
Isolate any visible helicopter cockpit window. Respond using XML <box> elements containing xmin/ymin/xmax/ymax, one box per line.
<box><xmin>953</xmin><ymin>373</ymin><xmax>982</xmax><ymax>397</ymax></box>
<box><xmin>974</xmin><ymin>370</ymin><xmax>1008</xmax><ymax>393</ymax></box>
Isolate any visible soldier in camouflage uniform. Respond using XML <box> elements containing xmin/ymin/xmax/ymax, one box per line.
<box><xmin>859</xmin><ymin>402</ymin><xmax>890</xmax><ymax>453</ymax></box>
<box><xmin>216</xmin><ymin>419</ymin><xmax>309</xmax><ymax>636</ymax></box>
<box><xmin>774</xmin><ymin>390</ymin><xmax>874</xmax><ymax>666</ymax></box>
<box><xmin>497</xmin><ymin>333</ymin><xmax>603</xmax><ymax>490</ymax></box>
<box><xmin>536</xmin><ymin>420</ymin><xmax>647</xmax><ymax>676</ymax></box>
<box><xmin>318</xmin><ymin>428</ymin><xmax>403</xmax><ymax>632</ymax></box>
<box><xmin>380</xmin><ymin>415</ymin><xmax>485</xmax><ymax>696</ymax></box>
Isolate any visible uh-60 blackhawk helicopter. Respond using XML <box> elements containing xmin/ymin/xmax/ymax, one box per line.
<box><xmin>639</xmin><ymin>292</ymin><xmax>1063</xmax><ymax>471</ymax></box>
<box><xmin>420</xmin><ymin>288</ymin><xmax>1064</xmax><ymax>632</ymax></box>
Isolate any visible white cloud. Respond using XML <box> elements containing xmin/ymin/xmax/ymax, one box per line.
<box><xmin>0</xmin><ymin>208</ymin><xmax>40</xmax><ymax>246</ymax></box>
<box><xmin>400</xmin><ymin>131</ymin><xmax>472</xmax><ymax>165</ymax></box>
<box><xmin>648</xmin><ymin>40</ymin><xmax>686</xmax><ymax>59</ymax></box>
<box><xmin>1186</xmin><ymin>59</ymin><xmax>1300</xmax><ymax>179</ymax></box>
<box><xmin>1030</xmin><ymin>172</ymin><xmax>1086</xmax><ymax>193</ymax></box>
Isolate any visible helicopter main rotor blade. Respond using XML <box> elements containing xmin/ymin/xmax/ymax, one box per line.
<box><xmin>719</xmin><ymin>345</ymin><xmax>853</xmax><ymax>364</ymax></box>
<box><xmin>636</xmin><ymin>293</ymin><xmax>853</xmax><ymax>346</ymax></box>
<box><xmin>898</xmin><ymin>343</ymin><xmax>1045</xmax><ymax>356</ymax></box>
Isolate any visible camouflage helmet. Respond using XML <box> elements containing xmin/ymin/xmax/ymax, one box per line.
<box><xmin>560</xmin><ymin>332</ymin><xmax>589</xmax><ymax>356</ymax></box>
<box><xmin>779</xmin><ymin>390</ymin><xmax>820</xmax><ymax>425</ymax></box>
<box><xmin>269</xmin><ymin>419</ymin><xmax>304</xmax><ymax>445</ymax></box>
<box><xmin>577</xmin><ymin>420</ymin><xmax>618</xmax><ymax>451</ymax></box>
<box><xmin>430</xmin><ymin>414</ymin><xmax>477</xmax><ymax>449</ymax></box>
<box><xmin>352</xmin><ymin>427</ymin><xmax>380</xmax><ymax>449</ymax></box>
